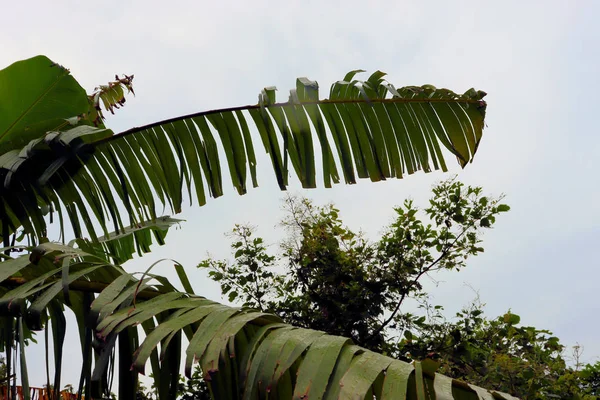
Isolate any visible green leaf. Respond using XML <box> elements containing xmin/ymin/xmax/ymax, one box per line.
<box><xmin>381</xmin><ymin>360</ymin><xmax>413</xmax><ymax>399</ymax></box>
<box><xmin>0</xmin><ymin>242</ymin><xmax>519</xmax><ymax>400</ymax></box>
<box><xmin>0</xmin><ymin>55</ymin><xmax>90</xmax><ymax>152</ymax></box>
<box><xmin>174</xmin><ymin>263</ymin><xmax>195</xmax><ymax>294</ymax></box>
<box><xmin>185</xmin><ymin>306</ymin><xmax>240</xmax><ymax>375</ymax></box>
<box><xmin>48</xmin><ymin>300</ymin><xmax>66</xmax><ymax>398</ymax></box>
<box><xmin>88</xmin><ymin>274</ymin><xmax>135</xmax><ymax>325</ymax></box>
<box><xmin>0</xmin><ymin>254</ymin><xmax>31</xmax><ymax>283</ymax></box>
<box><xmin>469</xmin><ymin>384</ymin><xmax>497</xmax><ymax>400</ymax></box>
<box><xmin>293</xmin><ymin>335</ymin><xmax>350</xmax><ymax>400</ymax></box>
<box><xmin>503</xmin><ymin>312</ymin><xmax>521</xmax><ymax>325</ymax></box>
<box><xmin>497</xmin><ymin>204</ymin><xmax>510</xmax><ymax>212</ymax></box>
<box><xmin>0</xmin><ymin>59</ymin><xmax>507</xmax><ymax>400</ymax></box>
<box><xmin>197</xmin><ymin>311</ymin><xmax>279</xmax><ymax>379</ymax></box>
<box><xmin>323</xmin><ymin>345</ymin><xmax>363</xmax><ymax>400</ymax></box>
<box><xmin>433</xmin><ymin>374</ymin><xmax>455</xmax><ymax>400</ymax></box>
<box><xmin>17</xmin><ymin>317</ymin><xmax>30</xmax><ymax>399</ymax></box>
<box><xmin>339</xmin><ymin>351</ymin><xmax>392</xmax><ymax>399</ymax></box>
<box><xmin>414</xmin><ymin>361</ymin><xmax>426</xmax><ymax>400</ymax></box>
<box><xmin>133</xmin><ymin>304</ymin><xmax>231</xmax><ymax>373</ymax></box>
<box><xmin>27</xmin><ymin>264</ymin><xmax>105</xmax><ymax>330</ymax></box>
<box><xmin>1</xmin><ymin>60</ymin><xmax>488</xmax><ymax>259</ymax></box>
<box><xmin>259</xmin><ymin>328</ymin><xmax>324</xmax><ymax>394</ymax></box>
<box><xmin>97</xmin><ymin>293</ymin><xmax>193</xmax><ymax>338</ymax></box>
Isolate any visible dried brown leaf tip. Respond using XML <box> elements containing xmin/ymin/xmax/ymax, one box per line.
<box><xmin>88</xmin><ymin>74</ymin><xmax>135</xmax><ymax>125</ymax></box>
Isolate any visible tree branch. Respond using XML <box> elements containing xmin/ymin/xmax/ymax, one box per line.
<box><xmin>365</xmin><ymin>223</ymin><xmax>476</xmax><ymax>344</ymax></box>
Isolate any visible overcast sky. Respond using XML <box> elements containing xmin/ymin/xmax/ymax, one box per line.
<box><xmin>1</xmin><ymin>0</ymin><xmax>599</xmax><ymax>389</ymax></box>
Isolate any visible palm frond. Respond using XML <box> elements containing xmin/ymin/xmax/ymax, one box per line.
<box><xmin>0</xmin><ymin>247</ymin><xmax>518</xmax><ymax>400</ymax></box>
<box><xmin>0</xmin><ymin>56</ymin><xmax>487</xmax><ymax>262</ymax></box>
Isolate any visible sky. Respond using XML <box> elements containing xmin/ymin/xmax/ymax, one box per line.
<box><xmin>1</xmin><ymin>0</ymin><xmax>599</xmax><ymax>389</ymax></box>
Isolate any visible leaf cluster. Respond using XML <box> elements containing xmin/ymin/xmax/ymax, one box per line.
<box><xmin>201</xmin><ymin>181</ymin><xmax>600</xmax><ymax>399</ymax></box>
<box><xmin>201</xmin><ymin>177</ymin><xmax>509</xmax><ymax>355</ymax></box>
<box><xmin>400</xmin><ymin>300</ymin><xmax>599</xmax><ymax>399</ymax></box>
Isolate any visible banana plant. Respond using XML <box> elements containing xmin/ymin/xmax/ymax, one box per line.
<box><xmin>0</xmin><ymin>244</ymin><xmax>518</xmax><ymax>400</ymax></box>
<box><xmin>0</xmin><ymin>55</ymin><xmax>500</xmax><ymax>399</ymax></box>
<box><xmin>0</xmin><ymin>56</ymin><xmax>486</xmax><ymax>252</ymax></box>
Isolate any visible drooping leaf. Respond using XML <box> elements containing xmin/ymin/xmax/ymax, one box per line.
<box><xmin>0</xmin><ymin>58</ymin><xmax>488</xmax><ymax>268</ymax></box>
<box><xmin>0</xmin><ymin>245</ymin><xmax>517</xmax><ymax>400</ymax></box>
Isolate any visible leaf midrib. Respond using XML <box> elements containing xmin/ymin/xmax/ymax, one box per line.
<box><xmin>106</xmin><ymin>97</ymin><xmax>484</xmax><ymax>146</ymax></box>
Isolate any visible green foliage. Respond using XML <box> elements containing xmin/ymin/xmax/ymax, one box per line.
<box><xmin>1</xmin><ymin>244</ymin><xmax>516</xmax><ymax>400</ymax></box>
<box><xmin>201</xmin><ymin>177</ymin><xmax>508</xmax><ymax>355</ymax></box>
<box><xmin>137</xmin><ymin>365</ymin><xmax>211</xmax><ymax>400</ymax></box>
<box><xmin>1</xmin><ymin>55</ymin><xmax>488</xmax><ymax>254</ymax></box>
<box><xmin>400</xmin><ymin>299</ymin><xmax>599</xmax><ymax>399</ymax></box>
<box><xmin>0</xmin><ymin>56</ymin><xmax>90</xmax><ymax>152</ymax></box>
<box><xmin>0</xmin><ymin>55</ymin><xmax>501</xmax><ymax>400</ymax></box>
<box><xmin>198</xmin><ymin>225</ymin><xmax>281</xmax><ymax>308</ymax></box>
<box><xmin>0</xmin><ymin>355</ymin><xmax>6</xmax><ymax>383</ymax></box>
<box><xmin>201</xmin><ymin>182</ymin><xmax>598</xmax><ymax>399</ymax></box>
<box><xmin>581</xmin><ymin>362</ymin><xmax>600</xmax><ymax>396</ymax></box>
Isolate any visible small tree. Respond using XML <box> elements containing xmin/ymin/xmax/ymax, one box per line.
<box><xmin>201</xmin><ymin>181</ymin><xmax>598</xmax><ymax>399</ymax></box>
<box><xmin>201</xmin><ymin>177</ymin><xmax>509</xmax><ymax>355</ymax></box>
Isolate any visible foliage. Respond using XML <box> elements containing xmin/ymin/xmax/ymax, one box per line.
<box><xmin>200</xmin><ymin>225</ymin><xmax>282</xmax><ymax>309</ymax></box>
<box><xmin>201</xmin><ymin>177</ymin><xmax>509</xmax><ymax>355</ymax></box>
<box><xmin>581</xmin><ymin>362</ymin><xmax>600</xmax><ymax>397</ymax></box>
<box><xmin>0</xmin><ymin>244</ymin><xmax>518</xmax><ymax>400</ymax></box>
<box><xmin>177</xmin><ymin>366</ymin><xmax>211</xmax><ymax>400</ymax></box>
<box><xmin>0</xmin><ymin>356</ymin><xmax>6</xmax><ymax>383</ymax></box>
<box><xmin>0</xmin><ymin>56</ymin><xmax>487</xmax><ymax>252</ymax></box>
<box><xmin>400</xmin><ymin>299</ymin><xmax>599</xmax><ymax>399</ymax></box>
<box><xmin>0</xmin><ymin>55</ymin><xmax>498</xmax><ymax>400</ymax></box>
<box><xmin>201</xmin><ymin>185</ymin><xmax>597</xmax><ymax>399</ymax></box>
<box><xmin>137</xmin><ymin>366</ymin><xmax>211</xmax><ymax>400</ymax></box>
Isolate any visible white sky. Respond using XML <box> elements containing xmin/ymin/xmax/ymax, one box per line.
<box><xmin>1</xmin><ymin>0</ymin><xmax>599</xmax><ymax>390</ymax></box>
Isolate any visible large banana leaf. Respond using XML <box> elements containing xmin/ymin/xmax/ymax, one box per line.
<box><xmin>0</xmin><ymin>57</ymin><xmax>487</xmax><ymax>258</ymax></box>
<box><xmin>0</xmin><ymin>245</ymin><xmax>518</xmax><ymax>400</ymax></box>
<box><xmin>0</xmin><ymin>56</ymin><xmax>495</xmax><ymax>399</ymax></box>
<box><xmin>0</xmin><ymin>56</ymin><xmax>90</xmax><ymax>153</ymax></box>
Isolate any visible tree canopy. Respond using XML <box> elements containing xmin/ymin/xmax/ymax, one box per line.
<box><xmin>201</xmin><ymin>178</ymin><xmax>509</xmax><ymax>354</ymax></box>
